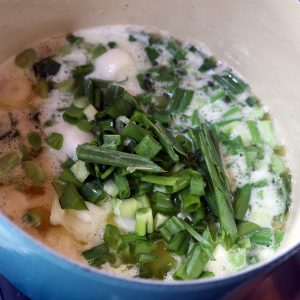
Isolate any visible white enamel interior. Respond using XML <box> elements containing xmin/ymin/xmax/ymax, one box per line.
<box><xmin>0</xmin><ymin>0</ymin><xmax>299</xmax><ymax>265</ymax></box>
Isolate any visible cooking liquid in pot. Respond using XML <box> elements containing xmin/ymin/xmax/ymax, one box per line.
<box><xmin>0</xmin><ymin>25</ymin><xmax>291</xmax><ymax>280</ymax></box>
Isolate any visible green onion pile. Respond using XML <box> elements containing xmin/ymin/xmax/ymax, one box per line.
<box><xmin>4</xmin><ymin>29</ymin><xmax>291</xmax><ymax>280</ymax></box>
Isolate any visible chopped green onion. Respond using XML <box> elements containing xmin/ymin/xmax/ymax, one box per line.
<box><xmin>220</xmin><ymin>135</ymin><xmax>244</xmax><ymax>156</ymax></box>
<box><xmin>121</xmin><ymin>121</ymin><xmax>149</xmax><ymax>143</ymax></box>
<box><xmin>114</xmin><ymin>198</ymin><xmax>137</xmax><ymax>218</ymax></box>
<box><xmin>154</xmin><ymin>213</ymin><xmax>169</xmax><ymax>230</ymax></box>
<box><xmin>252</xmin><ymin>179</ymin><xmax>268</xmax><ymax>188</ymax></box>
<box><xmin>170</xmin><ymin>88</ymin><xmax>194</xmax><ymax>112</ymax></box>
<box><xmin>105</xmin><ymin>85</ymin><xmax>138</xmax><ymax>118</ymax></box>
<box><xmin>62</xmin><ymin>153</ymin><xmax>76</xmax><ymax>167</ymax></box>
<box><xmin>135</xmin><ymin>240</ymin><xmax>153</xmax><ymax>256</ymax></box>
<box><xmin>200</xmin><ymin>272</ymin><xmax>215</xmax><ymax>279</ymax></box>
<box><xmin>153</xmin><ymin>185</ymin><xmax>171</xmax><ymax>194</ymax></box>
<box><xmin>137</xmin><ymin>73</ymin><xmax>155</xmax><ymax>92</ymax></box>
<box><xmin>180</xmin><ymin>188</ymin><xmax>200</xmax><ymax>212</ymax></box>
<box><xmin>137</xmin><ymin>93</ymin><xmax>152</xmax><ymax>105</ymax></box>
<box><xmin>18</xmin><ymin>143</ymin><xmax>31</xmax><ymax>161</ymax></box>
<box><xmin>67</xmin><ymin>34</ymin><xmax>84</xmax><ymax>45</ymax></box>
<box><xmin>101</xmin><ymin>134</ymin><xmax>121</xmax><ymax>150</ymax></box>
<box><xmin>22</xmin><ymin>211</ymin><xmax>42</xmax><ymax>227</ymax></box>
<box><xmin>37</xmin><ymin>80</ymin><xmax>49</xmax><ymax>98</ymax></box>
<box><xmin>15</xmin><ymin>48</ymin><xmax>37</xmax><ymax>68</ymax></box>
<box><xmin>77</xmin><ymin>144</ymin><xmax>165</xmax><ymax>173</ymax></box>
<box><xmin>134</xmin><ymin>135</ymin><xmax>162</xmax><ymax>160</ymax></box>
<box><xmin>58</xmin><ymin>44</ymin><xmax>72</xmax><ymax>55</ymax></box>
<box><xmin>247</xmin><ymin>120</ymin><xmax>262</xmax><ymax>145</ymax></box>
<box><xmin>135</xmin><ymin>182</ymin><xmax>153</xmax><ymax>196</ymax></box>
<box><xmin>176</xmin><ymin>135</ymin><xmax>193</xmax><ymax>152</ymax></box>
<box><xmin>46</xmin><ymin>132</ymin><xmax>64</xmax><ymax>150</ymax></box>
<box><xmin>76</xmin><ymin>119</ymin><xmax>93</xmax><ymax>132</ymax></box>
<box><xmin>215</xmin><ymin>118</ymin><xmax>242</xmax><ymax>128</ymax></box>
<box><xmin>80</xmin><ymin>180</ymin><xmax>105</xmax><ymax>204</ymax></box>
<box><xmin>195</xmin><ymin>124</ymin><xmax>237</xmax><ymax>243</ymax></box>
<box><xmin>138</xmin><ymin>254</ymin><xmax>157</xmax><ymax>264</ymax></box>
<box><xmin>171</xmin><ymin>169</ymin><xmax>193</xmax><ymax>193</ymax></box>
<box><xmin>23</xmin><ymin>161</ymin><xmax>47</xmax><ymax>185</ymax></box>
<box><xmin>141</xmin><ymin>174</ymin><xmax>179</xmax><ymax>186</ymax></box>
<box><xmin>192</xmin><ymin>110</ymin><xmax>201</xmax><ymax>127</ymax></box>
<box><xmin>103</xmin><ymin>179</ymin><xmax>119</xmax><ymax>197</ymax></box>
<box><xmin>89</xmin><ymin>43</ymin><xmax>107</xmax><ymax>59</ymax></box>
<box><xmin>213</xmin><ymin>72</ymin><xmax>248</xmax><ymax>95</ymax></box>
<box><xmin>167</xmin><ymin>38</ymin><xmax>186</xmax><ymax>62</ymax></box>
<box><xmin>117</xmin><ymin>243</ymin><xmax>130</xmax><ymax>257</ymax></box>
<box><xmin>104</xmin><ymin>224</ymin><xmax>122</xmax><ymax>250</ymax></box>
<box><xmin>237</xmin><ymin>221</ymin><xmax>261</xmax><ymax>237</ymax></box>
<box><xmin>195</xmin><ymin>205</ymin><xmax>205</xmax><ymax>222</ymax></box>
<box><xmin>233</xmin><ymin>184</ymin><xmax>252</xmax><ymax>220</ymax></box>
<box><xmin>182</xmin><ymin>221</ymin><xmax>211</xmax><ymax>248</ymax></box>
<box><xmin>70</xmin><ymin>160</ymin><xmax>90</xmax><ymax>183</ymax></box>
<box><xmin>168</xmin><ymin>231</ymin><xmax>190</xmax><ymax>255</ymax></box>
<box><xmin>82</xmin><ymin>243</ymin><xmax>109</xmax><ymax>266</ymax></box>
<box><xmin>74</xmin><ymin>96</ymin><xmax>90</xmax><ymax>109</ymax></box>
<box><xmin>190</xmin><ymin>175</ymin><xmax>206</xmax><ymax>196</ymax></box>
<box><xmin>59</xmin><ymin>183</ymin><xmax>88</xmax><ymax>210</ymax></box>
<box><xmin>33</xmin><ymin>58</ymin><xmax>61</xmax><ymax>78</ymax></box>
<box><xmin>237</xmin><ymin>238</ymin><xmax>251</xmax><ymax>249</ymax></box>
<box><xmin>259</xmin><ymin>120</ymin><xmax>276</xmax><ymax>148</ymax></box>
<box><xmin>108</xmin><ymin>41</ymin><xmax>117</xmax><ymax>48</ymax></box>
<box><xmin>248</xmin><ymin>255</ymin><xmax>259</xmax><ymax>265</ymax></box>
<box><xmin>168</xmin><ymin>164</ymin><xmax>186</xmax><ymax>175</ymax></box>
<box><xmin>27</xmin><ymin>132</ymin><xmax>41</xmax><ymax>151</ymax></box>
<box><xmin>274</xmin><ymin>230</ymin><xmax>284</xmax><ymax>250</ymax></box>
<box><xmin>129</xmin><ymin>34</ymin><xmax>137</xmax><ymax>42</ymax></box>
<box><xmin>135</xmin><ymin>194</ymin><xmax>151</xmax><ymax>208</ymax></box>
<box><xmin>271</xmin><ymin>154</ymin><xmax>287</xmax><ymax>175</ymax></box>
<box><xmin>250</xmin><ymin>228</ymin><xmax>273</xmax><ymax>246</ymax></box>
<box><xmin>83</xmin><ymin>104</ymin><xmax>98</xmax><ymax>121</ymax></box>
<box><xmin>228</xmin><ymin>248</ymin><xmax>247</xmax><ymax>270</ymax></box>
<box><xmin>222</xmin><ymin>106</ymin><xmax>240</xmax><ymax>118</ymax></box>
<box><xmin>52</xmin><ymin>181</ymin><xmax>65</xmax><ymax>197</ymax></box>
<box><xmin>72</xmin><ymin>63</ymin><xmax>94</xmax><ymax>78</ymax></box>
<box><xmin>145</xmin><ymin>46</ymin><xmax>160</xmax><ymax>64</ymax></box>
<box><xmin>245</xmin><ymin>146</ymin><xmax>261</xmax><ymax>169</ymax></box>
<box><xmin>149</xmin><ymin>33</ymin><xmax>163</xmax><ymax>45</ymax></box>
<box><xmin>100</xmin><ymin>166</ymin><xmax>116</xmax><ymax>180</ymax></box>
<box><xmin>173</xmin><ymin>244</ymin><xmax>209</xmax><ymax>280</ymax></box>
<box><xmin>142</xmin><ymin>115</ymin><xmax>186</xmax><ymax>162</ymax></box>
<box><xmin>0</xmin><ymin>151</ymin><xmax>21</xmax><ymax>174</ymax></box>
<box><xmin>59</xmin><ymin>168</ymin><xmax>81</xmax><ymax>187</ymax></box>
<box><xmin>135</xmin><ymin>207</ymin><xmax>153</xmax><ymax>236</ymax></box>
<box><xmin>158</xmin><ymin>216</ymin><xmax>185</xmax><ymax>242</ymax></box>
<box><xmin>245</xmin><ymin>96</ymin><xmax>259</xmax><ymax>107</ymax></box>
<box><xmin>211</xmin><ymin>89</ymin><xmax>226</xmax><ymax>102</ymax></box>
<box><xmin>199</xmin><ymin>57</ymin><xmax>217</xmax><ymax>72</ymax></box>
<box><xmin>152</xmin><ymin>192</ymin><xmax>176</xmax><ymax>215</ymax></box>
<box><xmin>103</xmin><ymin>135</ymin><xmax>121</xmax><ymax>146</ymax></box>
<box><xmin>54</xmin><ymin>78</ymin><xmax>75</xmax><ymax>92</ymax></box>
<box><xmin>122</xmin><ymin>232</ymin><xmax>142</xmax><ymax>244</ymax></box>
<box><xmin>152</xmin><ymin>110</ymin><xmax>171</xmax><ymax>125</ymax></box>
<box><xmin>114</xmin><ymin>171</ymin><xmax>130</xmax><ymax>199</ymax></box>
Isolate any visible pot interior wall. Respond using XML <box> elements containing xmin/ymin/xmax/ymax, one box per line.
<box><xmin>0</xmin><ymin>0</ymin><xmax>299</xmax><ymax>254</ymax></box>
